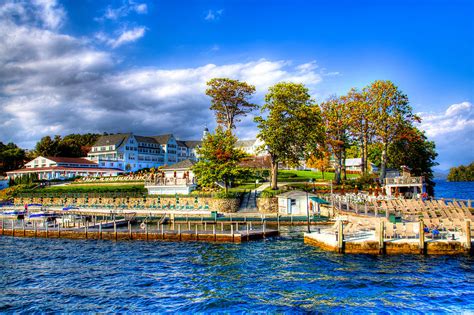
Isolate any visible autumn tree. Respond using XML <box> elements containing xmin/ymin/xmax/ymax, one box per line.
<box><xmin>255</xmin><ymin>82</ymin><xmax>324</xmax><ymax>190</ymax></box>
<box><xmin>192</xmin><ymin>127</ymin><xmax>248</xmax><ymax>194</ymax></box>
<box><xmin>364</xmin><ymin>80</ymin><xmax>419</xmax><ymax>180</ymax></box>
<box><xmin>206</xmin><ymin>78</ymin><xmax>257</xmax><ymax>130</ymax></box>
<box><xmin>307</xmin><ymin>149</ymin><xmax>331</xmax><ymax>179</ymax></box>
<box><xmin>320</xmin><ymin>95</ymin><xmax>351</xmax><ymax>184</ymax></box>
<box><xmin>345</xmin><ymin>88</ymin><xmax>376</xmax><ymax>175</ymax></box>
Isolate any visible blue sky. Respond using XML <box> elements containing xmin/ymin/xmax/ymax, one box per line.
<box><xmin>0</xmin><ymin>0</ymin><xmax>473</xmax><ymax>169</ymax></box>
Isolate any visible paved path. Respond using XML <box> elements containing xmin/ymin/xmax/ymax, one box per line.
<box><xmin>237</xmin><ymin>182</ymin><xmax>292</xmax><ymax>213</ymax></box>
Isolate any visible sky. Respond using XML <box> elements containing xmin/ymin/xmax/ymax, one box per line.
<box><xmin>0</xmin><ymin>0</ymin><xmax>473</xmax><ymax>170</ymax></box>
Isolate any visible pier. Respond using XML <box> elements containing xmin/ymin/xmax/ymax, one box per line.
<box><xmin>0</xmin><ymin>218</ymin><xmax>278</xmax><ymax>243</ymax></box>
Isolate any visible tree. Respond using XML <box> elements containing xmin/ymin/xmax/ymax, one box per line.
<box><xmin>320</xmin><ymin>95</ymin><xmax>351</xmax><ymax>184</ymax></box>
<box><xmin>255</xmin><ymin>82</ymin><xmax>324</xmax><ymax>190</ymax></box>
<box><xmin>192</xmin><ymin>127</ymin><xmax>248</xmax><ymax>193</ymax></box>
<box><xmin>0</xmin><ymin>142</ymin><xmax>26</xmax><ymax>175</ymax></box>
<box><xmin>33</xmin><ymin>133</ymin><xmax>100</xmax><ymax>157</ymax></box>
<box><xmin>345</xmin><ymin>88</ymin><xmax>376</xmax><ymax>175</ymax></box>
<box><xmin>206</xmin><ymin>78</ymin><xmax>257</xmax><ymax>130</ymax></box>
<box><xmin>447</xmin><ymin>163</ymin><xmax>473</xmax><ymax>182</ymax></box>
<box><xmin>307</xmin><ymin>149</ymin><xmax>331</xmax><ymax>179</ymax></box>
<box><xmin>388</xmin><ymin>127</ymin><xmax>438</xmax><ymax>195</ymax></box>
<box><xmin>364</xmin><ymin>80</ymin><xmax>419</xmax><ymax>180</ymax></box>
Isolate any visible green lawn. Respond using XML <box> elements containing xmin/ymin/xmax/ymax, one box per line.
<box><xmin>40</xmin><ymin>184</ymin><xmax>146</xmax><ymax>194</ymax></box>
<box><xmin>278</xmin><ymin>170</ymin><xmax>359</xmax><ymax>182</ymax></box>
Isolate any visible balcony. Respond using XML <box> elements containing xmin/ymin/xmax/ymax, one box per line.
<box><xmin>385</xmin><ymin>176</ymin><xmax>423</xmax><ymax>185</ymax></box>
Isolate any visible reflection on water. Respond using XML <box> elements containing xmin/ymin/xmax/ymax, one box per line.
<box><xmin>0</xmin><ymin>227</ymin><xmax>473</xmax><ymax>313</ymax></box>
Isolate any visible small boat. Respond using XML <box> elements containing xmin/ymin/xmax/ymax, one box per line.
<box><xmin>1</xmin><ymin>209</ymin><xmax>27</xmax><ymax>220</ymax></box>
<box><xmin>62</xmin><ymin>206</ymin><xmax>80</xmax><ymax>211</ymax></box>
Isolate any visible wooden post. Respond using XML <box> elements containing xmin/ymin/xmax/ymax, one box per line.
<box><xmin>262</xmin><ymin>222</ymin><xmax>266</xmax><ymax>238</ymax></box>
<box><xmin>337</xmin><ymin>220</ymin><xmax>344</xmax><ymax>253</ymax></box>
<box><xmin>236</xmin><ymin>222</ymin><xmax>239</xmax><ymax>231</ymax></box>
<box><xmin>386</xmin><ymin>208</ymin><xmax>389</xmax><ymax>220</ymax></box>
<box><xmin>419</xmin><ymin>220</ymin><xmax>425</xmax><ymax>254</ymax></box>
<box><xmin>338</xmin><ymin>199</ymin><xmax>342</xmax><ymax>210</ymax></box>
<box><xmin>465</xmin><ymin>220</ymin><xmax>471</xmax><ymax>251</ymax></box>
<box><xmin>188</xmin><ymin>221</ymin><xmax>191</xmax><ymax>231</ymax></box>
<box><xmin>195</xmin><ymin>224</ymin><xmax>198</xmax><ymax>240</ymax></box>
<box><xmin>291</xmin><ymin>214</ymin><xmax>293</xmax><ymax>225</ymax></box>
<box><xmin>128</xmin><ymin>221</ymin><xmax>132</xmax><ymax>239</ymax></box>
<box><xmin>45</xmin><ymin>220</ymin><xmax>48</xmax><ymax>238</ymax></box>
<box><xmin>34</xmin><ymin>221</ymin><xmax>37</xmax><ymax>237</ymax></box>
<box><xmin>355</xmin><ymin>203</ymin><xmax>358</xmax><ymax>214</ymax></box>
<box><xmin>231</xmin><ymin>224</ymin><xmax>234</xmax><ymax>242</ymax></box>
<box><xmin>11</xmin><ymin>219</ymin><xmax>14</xmax><ymax>236</ymax></box>
<box><xmin>23</xmin><ymin>219</ymin><xmax>26</xmax><ymax>236</ymax></box>
<box><xmin>114</xmin><ymin>220</ymin><xmax>117</xmax><ymax>241</ymax></box>
<box><xmin>57</xmin><ymin>222</ymin><xmax>60</xmax><ymax>238</ymax></box>
<box><xmin>277</xmin><ymin>215</ymin><xmax>280</xmax><ymax>231</ymax></box>
<box><xmin>379</xmin><ymin>220</ymin><xmax>385</xmax><ymax>254</ymax></box>
<box><xmin>145</xmin><ymin>222</ymin><xmax>148</xmax><ymax>241</ymax></box>
<box><xmin>213</xmin><ymin>224</ymin><xmax>216</xmax><ymax>241</ymax></box>
<box><xmin>250</xmin><ymin>221</ymin><xmax>253</xmax><ymax>230</ymax></box>
<box><xmin>178</xmin><ymin>224</ymin><xmax>181</xmax><ymax>241</ymax></box>
<box><xmin>161</xmin><ymin>223</ymin><xmax>164</xmax><ymax>239</ymax></box>
<box><xmin>99</xmin><ymin>222</ymin><xmax>102</xmax><ymax>239</ymax></box>
<box><xmin>204</xmin><ymin>222</ymin><xmax>207</xmax><ymax>231</ymax></box>
<box><xmin>221</xmin><ymin>222</ymin><xmax>224</xmax><ymax>232</ymax></box>
<box><xmin>85</xmin><ymin>223</ymin><xmax>88</xmax><ymax>239</ymax></box>
<box><xmin>468</xmin><ymin>200</ymin><xmax>472</xmax><ymax>208</ymax></box>
<box><xmin>365</xmin><ymin>202</ymin><xmax>368</xmax><ymax>215</ymax></box>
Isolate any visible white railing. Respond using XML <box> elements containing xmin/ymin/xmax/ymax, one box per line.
<box><xmin>145</xmin><ymin>178</ymin><xmax>195</xmax><ymax>187</ymax></box>
<box><xmin>385</xmin><ymin>177</ymin><xmax>423</xmax><ymax>185</ymax></box>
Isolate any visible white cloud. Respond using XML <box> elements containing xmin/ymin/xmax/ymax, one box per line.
<box><xmin>205</xmin><ymin>9</ymin><xmax>223</xmax><ymax>21</ymax></box>
<box><xmin>418</xmin><ymin>102</ymin><xmax>474</xmax><ymax>169</ymax></box>
<box><xmin>0</xmin><ymin>1</ymin><xmax>327</xmax><ymax>150</ymax></box>
<box><xmin>0</xmin><ymin>0</ymin><xmax>65</xmax><ymax>30</ymax></box>
<box><xmin>99</xmin><ymin>1</ymin><xmax>148</xmax><ymax>21</ymax></box>
<box><xmin>96</xmin><ymin>27</ymin><xmax>147</xmax><ymax>48</ymax></box>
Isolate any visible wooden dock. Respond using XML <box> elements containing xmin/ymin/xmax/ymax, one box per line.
<box><xmin>0</xmin><ymin>220</ymin><xmax>278</xmax><ymax>243</ymax></box>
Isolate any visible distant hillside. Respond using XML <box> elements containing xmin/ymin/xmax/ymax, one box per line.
<box><xmin>447</xmin><ymin>162</ymin><xmax>474</xmax><ymax>182</ymax></box>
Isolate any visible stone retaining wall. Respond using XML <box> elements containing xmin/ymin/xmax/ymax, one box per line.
<box><xmin>14</xmin><ymin>196</ymin><xmax>240</xmax><ymax>213</ymax></box>
<box><xmin>257</xmin><ymin>197</ymin><xmax>278</xmax><ymax>213</ymax></box>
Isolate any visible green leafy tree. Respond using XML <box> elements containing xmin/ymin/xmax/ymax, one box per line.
<box><xmin>448</xmin><ymin>162</ymin><xmax>474</xmax><ymax>182</ymax></box>
<box><xmin>388</xmin><ymin>127</ymin><xmax>438</xmax><ymax>195</ymax></box>
<box><xmin>364</xmin><ymin>80</ymin><xmax>419</xmax><ymax>180</ymax></box>
<box><xmin>192</xmin><ymin>127</ymin><xmax>248</xmax><ymax>193</ymax></box>
<box><xmin>206</xmin><ymin>78</ymin><xmax>257</xmax><ymax>130</ymax></box>
<box><xmin>320</xmin><ymin>95</ymin><xmax>351</xmax><ymax>184</ymax></box>
<box><xmin>0</xmin><ymin>142</ymin><xmax>26</xmax><ymax>175</ymax></box>
<box><xmin>255</xmin><ymin>82</ymin><xmax>324</xmax><ymax>190</ymax></box>
<box><xmin>33</xmin><ymin>133</ymin><xmax>100</xmax><ymax>157</ymax></box>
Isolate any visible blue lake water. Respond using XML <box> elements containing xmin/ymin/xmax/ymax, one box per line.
<box><xmin>1</xmin><ymin>228</ymin><xmax>473</xmax><ymax>313</ymax></box>
<box><xmin>434</xmin><ymin>179</ymin><xmax>474</xmax><ymax>200</ymax></box>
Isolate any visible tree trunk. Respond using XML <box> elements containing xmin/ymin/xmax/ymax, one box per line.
<box><xmin>271</xmin><ymin>156</ymin><xmax>278</xmax><ymax>190</ymax></box>
<box><xmin>224</xmin><ymin>181</ymin><xmax>228</xmax><ymax>194</ymax></box>
<box><xmin>342</xmin><ymin>148</ymin><xmax>347</xmax><ymax>181</ymax></box>
<box><xmin>362</xmin><ymin>134</ymin><xmax>368</xmax><ymax>174</ymax></box>
<box><xmin>380</xmin><ymin>142</ymin><xmax>387</xmax><ymax>181</ymax></box>
<box><xmin>335</xmin><ymin>155</ymin><xmax>342</xmax><ymax>185</ymax></box>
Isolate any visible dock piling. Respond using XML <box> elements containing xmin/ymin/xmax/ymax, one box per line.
<box><xmin>379</xmin><ymin>220</ymin><xmax>385</xmax><ymax>254</ymax></box>
<box><xmin>337</xmin><ymin>220</ymin><xmax>344</xmax><ymax>253</ymax></box>
<box><xmin>178</xmin><ymin>224</ymin><xmax>181</xmax><ymax>241</ymax></box>
<box><xmin>128</xmin><ymin>221</ymin><xmax>132</xmax><ymax>239</ymax></box>
<box><xmin>11</xmin><ymin>219</ymin><xmax>14</xmax><ymax>236</ymax></box>
<box><xmin>114</xmin><ymin>220</ymin><xmax>117</xmax><ymax>241</ymax></box>
<box><xmin>99</xmin><ymin>222</ymin><xmax>102</xmax><ymax>239</ymax></box>
<box><xmin>465</xmin><ymin>220</ymin><xmax>471</xmax><ymax>250</ymax></box>
<box><xmin>419</xmin><ymin>220</ymin><xmax>425</xmax><ymax>254</ymax></box>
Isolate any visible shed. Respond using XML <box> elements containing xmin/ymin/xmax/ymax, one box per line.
<box><xmin>276</xmin><ymin>190</ymin><xmax>329</xmax><ymax>216</ymax></box>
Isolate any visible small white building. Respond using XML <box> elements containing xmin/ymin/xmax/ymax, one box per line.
<box><xmin>277</xmin><ymin>191</ymin><xmax>329</xmax><ymax>216</ymax></box>
<box><xmin>145</xmin><ymin>159</ymin><xmax>197</xmax><ymax>195</ymax></box>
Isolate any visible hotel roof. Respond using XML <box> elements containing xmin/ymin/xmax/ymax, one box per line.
<box><xmin>45</xmin><ymin>157</ymin><xmax>97</xmax><ymax>165</ymax></box>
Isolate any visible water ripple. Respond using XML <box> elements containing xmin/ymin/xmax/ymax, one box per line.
<box><xmin>0</xmin><ymin>229</ymin><xmax>473</xmax><ymax>313</ymax></box>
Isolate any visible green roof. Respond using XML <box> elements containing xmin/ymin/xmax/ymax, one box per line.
<box><xmin>309</xmin><ymin>196</ymin><xmax>330</xmax><ymax>204</ymax></box>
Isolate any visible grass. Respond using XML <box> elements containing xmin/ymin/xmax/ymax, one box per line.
<box><xmin>277</xmin><ymin>170</ymin><xmax>359</xmax><ymax>182</ymax></box>
<box><xmin>39</xmin><ymin>184</ymin><xmax>146</xmax><ymax>194</ymax></box>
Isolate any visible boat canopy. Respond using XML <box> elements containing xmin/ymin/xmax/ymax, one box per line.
<box><xmin>309</xmin><ymin>197</ymin><xmax>330</xmax><ymax>205</ymax></box>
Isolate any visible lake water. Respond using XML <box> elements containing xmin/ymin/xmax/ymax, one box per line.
<box><xmin>1</xmin><ymin>228</ymin><xmax>473</xmax><ymax>313</ymax></box>
<box><xmin>434</xmin><ymin>179</ymin><xmax>474</xmax><ymax>200</ymax></box>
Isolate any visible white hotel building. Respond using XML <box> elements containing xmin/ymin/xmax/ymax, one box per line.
<box><xmin>86</xmin><ymin>133</ymin><xmax>201</xmax><ymax>172</ymax></box>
